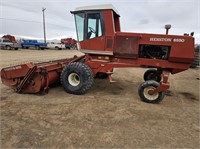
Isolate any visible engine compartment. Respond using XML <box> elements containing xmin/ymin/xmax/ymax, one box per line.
<box><xmin>139</xmin><ymin>45</ymin><xmax>171</xmax><ymax>60</ymax></box>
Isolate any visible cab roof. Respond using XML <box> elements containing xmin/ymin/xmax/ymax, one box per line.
<box><xmin>72</xmin><ymin>4</ymin><xmax>120</xmax><ymax>16</ymax></box>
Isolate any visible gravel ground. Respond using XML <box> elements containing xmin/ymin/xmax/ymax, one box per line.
<box><xmin>0</xmin><ymin>49</ymin><xmax>199</xmax><ymax>148</ymax></box>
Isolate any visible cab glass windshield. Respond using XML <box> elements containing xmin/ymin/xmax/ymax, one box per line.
<box><xmin>74</xmin><ymin>13</ymin><xmax>84</xmax><ymax>41</ymax></box>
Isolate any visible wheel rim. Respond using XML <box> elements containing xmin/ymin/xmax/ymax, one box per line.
<box><xmin>143</xmin><ymin>86</ymin><xmax>159</xmax><ymax>100</ymax></box>
<box><xmin>68</xmin><ymin>73</ymin><xmax>80</xmax><ymax>86</ymax></box>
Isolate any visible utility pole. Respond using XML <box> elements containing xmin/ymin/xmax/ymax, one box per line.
<box><xmin>42</xmin><ymin>8</ymin><xmax>46</xmax><ymax>43</ymax></box>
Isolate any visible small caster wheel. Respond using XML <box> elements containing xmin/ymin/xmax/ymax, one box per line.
<box><xmin>144</xmin><ymin>69</ymin><xmax>162</xmax><ymax>82</ymax></box>
<box><xmin>138</xmin><ymin>80</ymin><xmax>165</xmax><ymax>104</ymax></box>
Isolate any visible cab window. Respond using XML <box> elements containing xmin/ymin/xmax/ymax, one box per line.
<box><xmin>86</xmin><ymin>13</ymin><xmax>103</xmax><ymax>40</ymax></box>
<box><xmin>75</xmin><ymin>13</ymin><xmax>85</xmax><ymax>41</ymax></box>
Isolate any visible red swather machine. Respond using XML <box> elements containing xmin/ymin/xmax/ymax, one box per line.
<box><xmin>0</xmin><ymin>4</ymin><xmax>194</xmax><ymax>104</ymax></box>
<box><xmin>61</xmin><ymin>38</ymin><xmax>77</xmax><ymax>49</ymax></box>
<box><xmin>2</xmin><ymin>34</ymin><xmax>17</xmax><ymax>43</ymax></box>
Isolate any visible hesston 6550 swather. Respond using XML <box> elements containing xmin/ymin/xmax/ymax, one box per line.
<box><xmin>1</xmin><ymin>4</ymin><xmax>195</xmax><ymax>104</ymax></box>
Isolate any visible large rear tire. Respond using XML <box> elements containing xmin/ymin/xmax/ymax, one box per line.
<box><xmin>138</xmin><ymin>80</ymin><xmax>165</xmax><ymax>104</ymax></box>
<box><xmin>60</xmin><ymin>62</ymin><xmax>94</xmax><ymax>95</ymax></box>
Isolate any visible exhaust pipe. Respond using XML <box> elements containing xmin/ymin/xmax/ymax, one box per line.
<box><xmin>165</xmin><ymin>24</ymin><xmax>171</xmax><ymax>35</ymax></box>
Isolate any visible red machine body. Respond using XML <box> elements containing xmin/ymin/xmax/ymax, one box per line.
<box><xmin>71</xmin><ymin>5</ymin><xmax>194</xmax><ymax>75</ymax></box>
<box><xmin>0</xmin><ymin>4</ymin><xmax>195</xmax><ymax>103</ymax></box>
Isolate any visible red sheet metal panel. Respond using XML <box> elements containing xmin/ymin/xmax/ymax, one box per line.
<box><xmin>113</xmin><ymin>34</ymin><xmax>139</xmax><ymax>58</ymax></box>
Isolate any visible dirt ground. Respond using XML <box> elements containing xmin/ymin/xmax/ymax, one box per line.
<box><xmin>0</xmin><ymin>49</ymin><xmax>199</xmax><ymax>148</ymax></box>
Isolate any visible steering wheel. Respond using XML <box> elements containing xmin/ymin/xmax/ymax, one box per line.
<box><xmin>89</xmin><ymin>27</ymin><xmax>96</xmax><ymax>33</ymax></box>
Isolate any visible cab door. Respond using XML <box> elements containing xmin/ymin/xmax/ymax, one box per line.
<box><xmin>82</xmin><ymin>11</ymin><xmax>106</xmax><ymax>54</ymax></box>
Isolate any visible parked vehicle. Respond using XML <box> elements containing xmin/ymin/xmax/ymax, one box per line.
<box><xmin>2</xmin><ymin>35</ymin><xmax>17</xmax><ymax>43</ymax></box>
<box><xmin>47</xmin><ymin>42</ymin><xmax>65</xmax><ymax>50</ymax></box>
<box><xmin>0</xmin><ymin>38</ymin><xmax>20</xmax><ymax>50</ymax></box>
<box><xmin>61</xmin><ymin>38</ymin><xmax>77</xmax><ymax>49</ymax></box>
<box><xmin>20</xmin><ymin>40</ymin><xmax>47</xmax><ymax>50</ymax></box>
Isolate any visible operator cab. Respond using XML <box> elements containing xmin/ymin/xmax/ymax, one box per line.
<box><xmin>71</xmin><ymin>4</ymin><xmax>194</xmax><ymax>63</ymax></box>
<box><xmin>71</xmin><ymin>4</ymin><xmax>120</xmax><ymax>55</ymax></box>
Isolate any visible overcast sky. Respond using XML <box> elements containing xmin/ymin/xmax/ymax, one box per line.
<box><xmin>0</xmin><ymin>0</ymin><xmax>199</xmax><ymax>43</ymax></box>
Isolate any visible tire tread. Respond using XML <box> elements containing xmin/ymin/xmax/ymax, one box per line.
<box><xmin>60</xmin><ymin>62</ymin><xmax>94</xmax><ymax>95</ymax></box>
